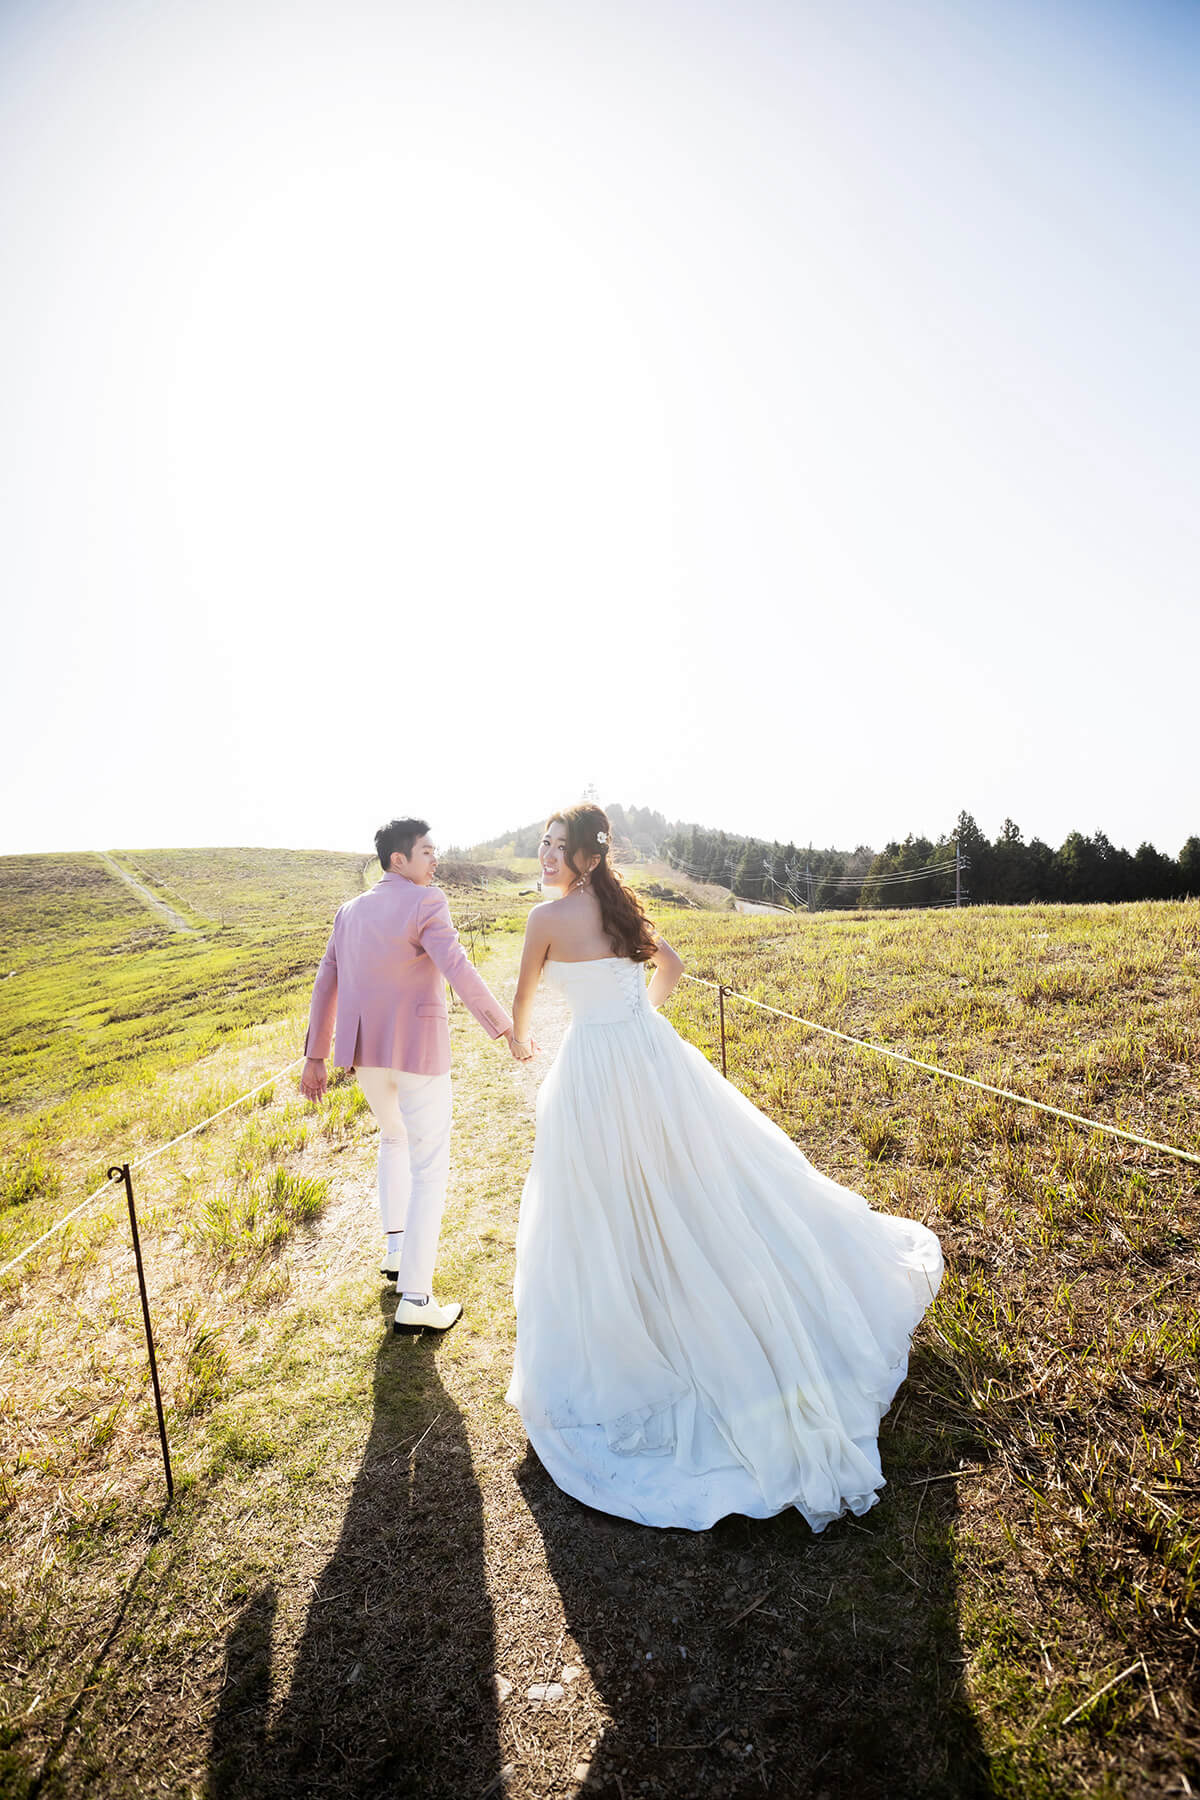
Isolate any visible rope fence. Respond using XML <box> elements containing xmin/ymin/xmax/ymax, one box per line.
<box><xmin>1</xmin><ymin>1055</ymin><xmax>306</xmax><ymax>1501</ymax></box>
<box><xmin>0</xmin><ymin>1059</ymin><xmax>304</xmax><ymax>1283</ymax></box>
<box><xmin>677</xmin><ymin>973</ymin><xmax>1200</xmax><ymax>1169</ymax></box>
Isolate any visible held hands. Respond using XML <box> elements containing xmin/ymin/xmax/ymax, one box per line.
<box><xmin>506</xmin><ymin>1031</ymin><xmax>537</xmax><ymax>1062</ymax></box>
<box><xmin>300</xmin><ymin>1057</ymin><xmax>328</xmax><ymax>1102</ymax></box>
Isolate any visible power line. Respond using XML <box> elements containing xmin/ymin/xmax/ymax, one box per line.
<box><xmin>664</xmin><ymin>847</ymin><xmax>970</xmax><ymax>911</ymax></box>
<box><xmin>827</xmin><ymin>862</ymin><xmax>960</xmax><ymax>886</ymax></box>
<box><xmin>670</xmin><ymin>857</ymin><xmax>959</xmax><ymax>892</ymax></box>
<box><xmin>669</xmin><ymin>850</ymin><xmax>961</xmax><ymax>886</ymax></box>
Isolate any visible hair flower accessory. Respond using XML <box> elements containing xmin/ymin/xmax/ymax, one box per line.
<box><xmin>596</xmin><ymin>831</ymin><xmax>608</xmax><ymax>844</ymax></box>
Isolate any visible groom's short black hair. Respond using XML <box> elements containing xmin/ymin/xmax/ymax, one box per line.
<box><xmin>376</xmin><ymin>818</ymin><xmax>431</xmax><ymax>870</ymax></box>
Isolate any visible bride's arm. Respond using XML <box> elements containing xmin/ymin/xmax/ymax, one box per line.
<box><xmin>511</xmin><ymin>905</ymin><xmax>553</xmax><ymax>1048</ymax></box>
<box><xmin>646</xmin><ymin>935</ymin><xmax>684</xmax><ymax>1010</ymax></box>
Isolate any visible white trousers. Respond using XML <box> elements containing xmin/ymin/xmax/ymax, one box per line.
<box><xmin>355</xmin><ymin>1066</ymin><xmax>453</xmax><ymax>1299</ymax></box>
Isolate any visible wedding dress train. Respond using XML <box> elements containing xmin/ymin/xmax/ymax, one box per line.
<box><xmin>506</xmin><ymin>957</ymin><xmax>943</xmax><ymax>1531</ymax></box>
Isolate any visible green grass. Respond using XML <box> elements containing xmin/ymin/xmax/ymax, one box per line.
<box><xmin>196</xmin><ymin>1167</ymin><xmax>331</xmax><ymax>1260</ymax></box>
<box><xmin>0</xmin><ymin>1149</ymin><xmax>61</xmax><ymax>1207</ymax></box>
<box><xmin>0</xmin><ymin>848</ymin><xmax>374</xmax><ymax>1119</ymax></box>
<box><xmin>1</xmin><ymin>877</ymin><xmax>1197</xmax><ymax>1798</ymax></box>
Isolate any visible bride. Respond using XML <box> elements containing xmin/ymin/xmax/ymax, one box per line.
<box><xmin>504</xmin><ymin>803</ymin><xmax>943</xmax><ymax>1532</ymax></box>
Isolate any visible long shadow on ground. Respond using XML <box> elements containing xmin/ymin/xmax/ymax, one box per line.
<box><xmin>206</xmin><ymin>1296</ymin><xmax>501</xmax><ymax>1800</ymax></box>
<box><xmin>517</xmin><ymin>1341</ymin><xmax>995</xmax><ymax>1800</ymax></box>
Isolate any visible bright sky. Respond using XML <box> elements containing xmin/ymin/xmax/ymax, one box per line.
<box><xmin>2</xmin><ymin>0</ymin><xmax>1197</xmax><ymax>861</ymax></box>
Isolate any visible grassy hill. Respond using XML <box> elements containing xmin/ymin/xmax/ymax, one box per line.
<box><xmin>0</xmin><ymin>847</ymin><xmax>368</xmax><ymax>1112</ymax></box>
<box><xmin>0</xmin><ymin>863</ymin><xmax>1198</xmax><ymax>1798</ymax></box>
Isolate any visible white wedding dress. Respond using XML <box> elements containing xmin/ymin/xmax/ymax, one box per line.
<box><xmin>506</xmin><ymin>957</ymin><xmax>944</xmax><ymax>1532</ymax></box>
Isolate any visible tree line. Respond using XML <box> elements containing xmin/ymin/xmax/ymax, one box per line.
<box><xmin>661</xmin><ymin>811</ymin><xmax>1200</xmax><ymax>909</ymax></box>
<box><xmin>471</xmin><ymin>805</ymin><xmax>1199</xmax><ymax>909</ymax></box>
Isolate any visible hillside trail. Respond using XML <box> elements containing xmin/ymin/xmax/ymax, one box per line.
<box><xmin>96</xmin><ymin>849</ymin><xmax>201</xmax><ymax>934</ymax></box>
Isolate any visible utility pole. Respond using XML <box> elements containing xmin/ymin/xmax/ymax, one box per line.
<box><xmin>954</xmin><ymin>843</ymin><xmax>971</xmax><ymax>907</ymax></box>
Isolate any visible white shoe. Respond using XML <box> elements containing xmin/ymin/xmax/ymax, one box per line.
<box><xmin>393</xmin><ymin>1296</ymin><xmax>463</xmax><ymax>1336</ymax></box>
<box><xmin>380</xmin><ymin>1248</ymin><xmax>403</xmax><ymax>1282</ymax></box>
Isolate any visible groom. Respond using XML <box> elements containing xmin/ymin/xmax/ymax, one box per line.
<box><xmin>301</xmin><ymin>818</ymin><xmax>528</xmax><ymax>1335</ymax></box>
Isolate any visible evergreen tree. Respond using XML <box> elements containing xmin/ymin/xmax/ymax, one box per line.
<box><xmin>858</xmin><ymin>843</ymin><xmax>901</xmax><ymax>909</ymax></box>
<box><xmin>1026</xmin><ymin>838</ymin><xmax>1055</xmax><ymax>899</ymax></box>
<box><xmin>1056</xmin><ymin>831</ymin><xmax>1100</xmax><ymax>902</ymax></box>
<box><xmin>953</xmin><ymin>811</ymin><xmax>990</xmax><ymax>903</ymax></box>
<box><xmin>992</xmin><ymin>819</ymin><xmax>1027</xmax><ymax>903</ymax></box>
<box><xmin>1180</xmin><ymin>836</ymin><xmax>1200</xmax><ymax>895</ymax></box>
<box><xmin>1133</xmin><ymin>842</ymin><xmax>1175</xmax><ymax>901</ymax></box>
<box><xmin>733</xmin><ymin>842</ymin><xmax>762</xmax><ymax>900</ymax></box>
<box><xmin>815</xmin><ymin>855</ymin><xmax>847</xmax><ymax>910</ymax></box>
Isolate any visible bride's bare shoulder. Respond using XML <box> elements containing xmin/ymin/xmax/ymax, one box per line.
<box><xmin>534</xmin><ymin>890</ymin><xmax>592</xmax><ymax>918</ymax></box>
<box><xmin>524</xmin><ymin>896</ymin><xmax>572</xmax><ymax>943</ymax></box>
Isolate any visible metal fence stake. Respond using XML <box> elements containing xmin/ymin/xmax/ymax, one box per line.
<box><xmin>718</xmin><ymin>984</ymin><xmax>728</xmax><ymax>1078</ymax></box>
<box><xmin>108</xmin><ymin>1163</ymin><xmax>174</xmax><ymax>1502</ymax></box>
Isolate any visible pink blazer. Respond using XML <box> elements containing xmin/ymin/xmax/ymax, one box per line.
<box><xmin>304</xmin><ymin>873</ymin><xmax>512</xmax><ymax>1076</ymax></box>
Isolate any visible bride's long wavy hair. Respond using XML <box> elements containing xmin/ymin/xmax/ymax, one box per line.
<box><xmin>549</xmin><ymin>804</ymin><xmax>658</xmax><ymax>963</ymax></box>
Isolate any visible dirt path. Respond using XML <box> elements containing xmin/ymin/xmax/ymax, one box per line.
<box><xmin>96</xmin><ymin>850</ymin><xmax>201</xmax><ymax>934</ymax></box>
<box><xmin>732</xmin><ymin>898</ymin><xmax>794</xmax><ymax>916</ymax></box>
<box><xmin>506</xmin><ymin>971</ymin><xmax>569</xmax><ymax>1105</ymax></box>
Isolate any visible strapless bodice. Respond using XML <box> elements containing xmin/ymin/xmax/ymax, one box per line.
<box><xmin>544</xmin><ymin>957</ymin><xmax>652</xmax><ymax>1026</ymax></box>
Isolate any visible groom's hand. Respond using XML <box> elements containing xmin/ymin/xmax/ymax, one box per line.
<box><xmin>300</xmin><ymin>1056</ymin><xmax>328</xmax><ymax>1102</ymax></box>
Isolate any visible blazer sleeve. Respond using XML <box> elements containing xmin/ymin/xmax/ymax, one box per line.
<box><xmin>304</xmin><ymin>917</ymin><xmax>339</xmax><ymax>1058</ymax></box>
<box><xmin>416</xmin><ymin>892</ymin><xmax>513</xmax><ymax>1040</ymax></box>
